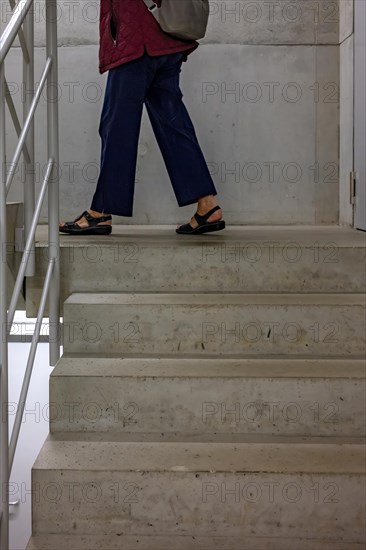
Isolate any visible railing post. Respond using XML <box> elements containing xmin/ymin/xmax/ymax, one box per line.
<box><xmin>0</xmin><ymin>1</ymin><xmax>61</xmax><ymax>545</ymax></box>
<box><xmin>23</xmin><ymin>2</ymin><xmax>35</xmax><ymax>276</ymax></box>
<box><xmin>0</xmin><ymin>58</ymin><xmax>10</xmax><ymax>550</ymax></box>
<box><xmin>46</xmin><ymin>0</ymin><xmax>60</xmax><ymax>366</ymax></box>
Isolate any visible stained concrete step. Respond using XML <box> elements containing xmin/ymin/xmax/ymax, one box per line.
<box><xmin>26</xmin><ymin>533</ymin><xmax>366</xmax><ymax>550</ymax></box>
<box><xmin>50</xmin><ymin>355</ymin><xmax>366</xmax><ymax>437</ymax></box>
<box><xmin>29</xmin><ymin>436</ymin><xmax>366</xmax><ymax>547</ymax></box>
<box><xmin>26</xmin><ymin>226</ymin><xmax>366</xmax><ymax>316</ymax></box>
<box><xmin>62</xmin><ymin>292</ymin><xmax>366</xmax><ymax>356</ymax></box>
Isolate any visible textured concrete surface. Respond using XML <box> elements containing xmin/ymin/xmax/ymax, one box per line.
<box><xmin>4</xmin><ymin>0</ymin><xmax>342</xmax><ymax>48</ymax></box>
<box><xmin>26</xmin><ymin>222</ymin><xmax>365</xmax><ymax>546</ymax></box>
<box><xmin>26</xmin><ymin>533</ymin><xmax>366</xmax><ymax>550</ymax></box>
<box><xmin>47</xmin><ymin>432</ymin><xmax>365</xmax><ymax>444</ymax></box>
<box><xmin>35</xmin><ymin>223</ymin><xmax>366</xmax><ymax>244</ymax></box>
<box><xmin>29</xmin><ymin>438</ymin><xmax>366</xmax><ymax>542</ymax></box>
<box><xmin>26</xmin><ymin>226</ymin><xmax>366</xmax><ymax>316</ymax></box>
<box><xmin>339</xmin><ymin>0</ymin><xmax>354</xmax><ymax>43</ymax></box>
<box><xmin>49</xmin><ymin>355</ymin><xmax>366</xmax><ymax>436</ymax></box>
<box><xmin>32</xmin><ymin>437</ymin><xmax>366</xmax><ymax>472</ymax></box>
<box><xmin>62</xmin><ymin>292</ymin><xmax>366</xmax><ymax>356</ymax></box>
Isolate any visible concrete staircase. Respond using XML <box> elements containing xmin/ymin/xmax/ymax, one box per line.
<box><xmin>27</xmin><ymin>226</ymin><xmax>366</xmax><ymax>549</ymax></box>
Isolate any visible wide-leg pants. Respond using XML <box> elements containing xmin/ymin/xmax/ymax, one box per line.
<box><xmin>90</xmin><ymin>50</ymin><xmax>217</xmax><ymax>216</ymax></box>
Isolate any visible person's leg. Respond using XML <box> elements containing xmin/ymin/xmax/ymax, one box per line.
<box><xmin>60</xmin><ymin>54</ymin><xmax>153</xmax><ymax>230</ymax></box>
<box><xmin>90</xmin><ymin>57</ymin><xmax>149</xmax><ymax>217</ymax></box>
<box><xmin>144</xmin><ymin>52</ymin><xmax>223</xmax><ymax>228</ymax></box>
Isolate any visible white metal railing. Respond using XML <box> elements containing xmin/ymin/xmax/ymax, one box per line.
<box><xmin>0</xmin><ymin>1</ymin><xmax>60</xmax><ymax>548</ymax></box>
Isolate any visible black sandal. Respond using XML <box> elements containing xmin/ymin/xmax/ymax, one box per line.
<box><xmin>176</xmin><ymin>205</ymin><xmax>225</xmax><ymax>235</ymax></box>
<box><xmin>59</xmin><ymin>210</ymin><xmax>112</xmax><ymax>235</ymax></box>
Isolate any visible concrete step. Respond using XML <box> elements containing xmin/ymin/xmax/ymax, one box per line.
<box><xmin>43</xmin><ymin>432</ymin><xmax>365</xmax><ymax>444</ymax></box>
<box><xmin>29</xmin><ymin>436</ymin><xmax>366</xmax><ymax>546</ymax></box>
<box><xmin>26</xmin><ymin>533</ymin><xmax>366</xmax><ymax>550</ymax></box>
<box><xmin>50</xmin><ymin>355</ymin><xmax>366</xmax><ymax>437</ymax></box>
<box><xmin>26</xmin><ymin>226</ymin><xmax>366</xmax><ymax>316</ymax></box>
<box><xmin>62</xmin><ymin>292</ymin><xmax>366</xmax><ymax>356</ymax></box>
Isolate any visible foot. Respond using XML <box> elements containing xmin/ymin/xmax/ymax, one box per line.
<box><xmin>178</xmin><ymin>197</ymin><xmax>223</xmax><ymax>230</ymax></box>
<box><xmin>59</xmin><ymin>209</ymin><xmax>112</xmax><ymax>229</ymax></box>
<box><xmin>59</xmin><ymin>209</ymin><xmax>113</xmax><ymax>236</ymax></box>
<box><xmin>176</xmin><ymin>196</ymin><xmax>225</xmax><ymax>235</ymax></box>
<box><xmin>189</xmin><ymin>206</ymin><xmax>223</xmax><ymax>229</ymax></box>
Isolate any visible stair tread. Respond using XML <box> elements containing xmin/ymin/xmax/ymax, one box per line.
<box><xmin>35</xmin><ymin>224</ymin><xmax>366</xmax><ymax>247</ymax></box>
<box><xmin>53</xmin><ymin>355</ymin><xmax>366</xmax><ymax>379</ymax></box>
<box><xmin>49</xmin><ymin>432</ymin><xmax>366</xmax><ymax>445</ymax></box>
<box><xmin>34</xmin><ymin>436</ymin><xmax>366</xmax><ymax>474</ymax></box>
<box><xmin>64</xmin><ymin>292</ymin><xmax>366</xmax><ymax>306</ymax></box>
<box><xmin>26</xmin><ymin>533</ymin><xmax>366</xmax><ymax>550</ymax></box>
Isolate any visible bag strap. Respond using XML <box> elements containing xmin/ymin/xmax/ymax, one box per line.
<box><xmin>143</xmin><ymin>0</ymin><xmax>159</xmax><ymax>13</ymax></box>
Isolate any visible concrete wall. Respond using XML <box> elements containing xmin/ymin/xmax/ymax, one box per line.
<box><xmin>339</xmin><ymin>0</ymin><xmax>354</xmax><ymax>225</ymax></box>
<box><xmin>3</xmin><ymin>1</ymin><xmax>351</xmax><ymax>224</ymax></box>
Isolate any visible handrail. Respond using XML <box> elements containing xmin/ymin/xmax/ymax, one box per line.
<box><xmin>0</xmin><ymin>57</ymin><xmax>9</xmax><ymax>550</ymax></box>
<box><xmin>0</xmin><ymin>0</ymin><xmax>33</xmax><ymax>65</ymax></box>
<box><xmin>0</xmin><ymin>2</ymin><xmax>60</xmax><ymax>549</ymax></box>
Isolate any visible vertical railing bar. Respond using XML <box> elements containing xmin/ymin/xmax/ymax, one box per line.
<box><xmin>46</xmin><ymin>0</ymin><xmax>60</xmax><ymax>367</ymax></box>
<box><xmin>15</xmin><ymin>24</ymin><xmax>30</xmax><ymax>65</ymax></box>
<box><xmin>23</xmin><ymin>2</ymin><xmax>35</xmax><ymax>277</ymax></box>
<box><xmin>5</xmin><ymin>57</ymin><xmax>52</xmax><ymax>195</ymax></box>
<box><xmin>8</xmin><ymin>259</ymin><xmax>55</xmax><ymax>471</ymax></box>
<box><xmin>4</xmin><ymin>80</ymin><xmax>31</xmax><ymax>163</ymax></box>
<box><xmin>0</xmin><ymin>57</ymin><xmax>10</xmax><ymax>550</ymax></box>
<box><xmin>7</xmin><ymin>159</ymin><xmax>54</xmax><ymax>329</ymax></box>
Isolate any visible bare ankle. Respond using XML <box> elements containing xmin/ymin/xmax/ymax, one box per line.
<box><xmin>89</xmin><ymin>209</ymin><xmax>109</xmax><ymax>217</ymax></box>
<box><xmin>197</xmin><ymin>196</ymin><xmax>217</xmax><ymax>209</ymax></box>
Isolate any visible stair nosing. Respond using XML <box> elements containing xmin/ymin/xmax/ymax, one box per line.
<box><xmin>63</xmin><ymin>292</ymin><xmax>366</xmax><ymax>306</ymax></box>
<box><xmin>51</xmin><ymin>355</ymin><xmax>366</xmax><ymax>379</ymax></box>
<box><xmin>32</xmin><ymin>437</ymin><xmax>366</xmax><ymax>474</ymax></box>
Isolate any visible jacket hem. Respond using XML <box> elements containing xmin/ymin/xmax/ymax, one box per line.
<box><xmin>99</xmin><ymin>43</ymin><xmax>199</xmax><ymax>75</ymax></box>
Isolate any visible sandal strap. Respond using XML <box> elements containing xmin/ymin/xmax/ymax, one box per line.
<box><xmin>73</xmin><ymin>210</ymin><xmax>112</xmax><ymax>226</ymax></box>
<box><xmin>73</xmin><ymin>211</ymin><xmax>87</xmax><ymax>223</ymax></box>
<box><xmin>194</xmin><ymin>205</ymin><xmax>221</xmax><ymax>225</ymax></box>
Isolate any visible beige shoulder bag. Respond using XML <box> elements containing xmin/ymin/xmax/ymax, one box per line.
<box><xmin>142</xmin><ymin>0</ymin><xmax>210</xmax><ymax>41</ymax></box>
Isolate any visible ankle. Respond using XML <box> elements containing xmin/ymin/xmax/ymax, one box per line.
<box><xmin>89</xmin><ymin>209</ymin><xmax>109</xmax><ymax>217</ymax></box>
<box><xmin>197</xmin><ymin>203</ymin><xmax>220</xmax><ymax>214</ymax></box>
<box><xmin>197</xmin><ymin>196</ymin><xmax>217</xmax><ymax>211</ymax></box>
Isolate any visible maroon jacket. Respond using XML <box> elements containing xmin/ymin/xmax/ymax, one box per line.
<box><xmin>99</xmin><ymin>0</ymin><xmax>199</xmax><ymax>74</ymax></box>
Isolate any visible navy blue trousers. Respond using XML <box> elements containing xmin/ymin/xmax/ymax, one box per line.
<box><xmin>90</xmin><ymin>50</ymin><xmax>217</xmax><ymax>216</ymax></box>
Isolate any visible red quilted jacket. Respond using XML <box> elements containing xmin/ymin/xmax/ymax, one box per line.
<box><xmin>99</xmin><ymin>0</ymin><xmax>199</xmax><ymax>74</ymax></box>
